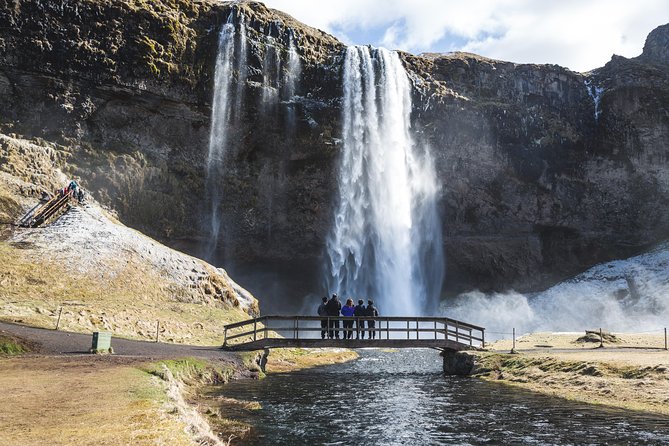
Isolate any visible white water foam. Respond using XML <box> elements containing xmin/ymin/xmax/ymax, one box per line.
<box><xmin>442</xmin><ymin>244</ymin><xmax>669</xmax><ymax>337</ymax></box>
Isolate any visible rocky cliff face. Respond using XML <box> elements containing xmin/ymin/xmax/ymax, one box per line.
<box><xmin>1</xmin><ymin>1</ymin><xmax>668</xmax><ymax>304</ymax></box>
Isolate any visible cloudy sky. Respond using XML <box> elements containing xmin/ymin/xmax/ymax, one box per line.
<box><xmin>262</xmin><ymin>0</ymin><xmax>669</xmax><ymax>72</ymax></box>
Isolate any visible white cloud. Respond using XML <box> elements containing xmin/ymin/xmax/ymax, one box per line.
<box><xmin>261</xmin><ymin>0</ymin><xmax>669</xmax><ymax>71</ymax></box>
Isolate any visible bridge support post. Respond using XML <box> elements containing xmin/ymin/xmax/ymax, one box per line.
<box><xmin>442</xmin><ymin>350</ymin><xmax>476</xmax><ymax>376</ymax></box>
<box><xmin>259</xmin><ymin>348</ymin><xmax>270</xmax><ymax>373</ymax></box>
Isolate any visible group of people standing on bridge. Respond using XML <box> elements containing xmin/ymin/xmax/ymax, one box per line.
<box><xmin>317</xmin><ymin>294</ymin><xmax>379</xmax><ymax>340</ymax></box>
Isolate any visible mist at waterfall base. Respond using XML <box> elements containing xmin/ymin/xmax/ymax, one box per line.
<box><xmin>324</xmin><ymin>46</ymin><xmax>444</xmax><ymax>316</ymax></box>
<box><xmin>442</xmin><ymin>244</ymin><xmax>669</xmax><ymax>338</ymax></box>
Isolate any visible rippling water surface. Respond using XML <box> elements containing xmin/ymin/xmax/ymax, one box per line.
<box><xmin>214</xmin><ymin>349</ymin><xmax>669</xmax><ymax>445</ymax></box>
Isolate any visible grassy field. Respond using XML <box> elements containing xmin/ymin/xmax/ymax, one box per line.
<box><xmin>0</xmin><ymin>240</ymin><xmax>252</xmax><ymax>345</ymax></box>
<box><xmin>476</xmin><ymin>332</ymin><xmax>669</xmax><ymax>415</ymax></box>
<box><xmin>0</xmin><ymin>356</ymin><xmax>197</xmax><ymax>446</ymax></box>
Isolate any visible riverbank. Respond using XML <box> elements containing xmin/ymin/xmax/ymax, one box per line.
<box><xmin>473</xmin><ymin>332</ymin><xmax>669</xmax><ymax>415</ymax></box>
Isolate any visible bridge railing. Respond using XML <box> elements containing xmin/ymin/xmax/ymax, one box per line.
<box><xmin>223</xmin><ymin>315</ymin><xmax>485</xmax><ymax>348</ymax></box>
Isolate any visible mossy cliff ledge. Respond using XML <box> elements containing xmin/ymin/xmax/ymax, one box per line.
<box><xmin>1</xmin><ymin>2</ymin><xmax>669</xmax><ymax>297</ymax></box>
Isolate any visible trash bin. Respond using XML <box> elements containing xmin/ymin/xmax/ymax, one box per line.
<box><xmin>91</xmin><ymin>331</ymin><xmax>113</xmax><ymax>354</ymax></box>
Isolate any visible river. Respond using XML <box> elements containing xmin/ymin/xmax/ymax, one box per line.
<box><xmin>209</xmin><ymin>349</ymin><xmax>669</xmax><ymax>445</ymax></box>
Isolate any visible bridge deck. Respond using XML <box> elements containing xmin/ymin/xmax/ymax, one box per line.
<box><xmin>222</xmin><ymin>315</ymin><xmax>485</xmax><ymax>352</ymax></box>
<box><xmin>223</xmin><ymin>337</ymin><xmax>471</xmax><ymax>351</ymax></box>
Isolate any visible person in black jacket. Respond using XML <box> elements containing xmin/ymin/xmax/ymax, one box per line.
<box><xmin>366</xmin><ymin>300</ymin><xmax>379</xmax><ymax>339</ymax></box>
<box><xmin>325</xmin><ymin>294</ymin><xmax>342</xmax><ymax>339</ymax></box>
<box><xmin>354</xmin><ymin>299</ymin><xmax>366</xmax><ymax>339</ymax></box>
<box><xmin>317</xmin><ymin>296</ymin><xmax>328</xmax><ymax>339</ymax></box>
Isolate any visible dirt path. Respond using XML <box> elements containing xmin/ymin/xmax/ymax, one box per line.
<box><xmin>0</xmin><ymin>320</ymin><xmax>229</xmax><ymax>359</ymax></box>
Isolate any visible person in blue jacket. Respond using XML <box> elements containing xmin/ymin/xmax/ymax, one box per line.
<box><xmin>341</xmin><ymin>298</ymin><xmax>356</xmax><ymax>339</ymax></box>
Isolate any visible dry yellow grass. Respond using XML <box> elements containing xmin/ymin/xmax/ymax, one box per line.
<box><xmin>0</xmin><ymin>356</ymin><xmax>196</xmax><ymax>446</ymax></box>
<box><xmin>476</xmin><ymin>332</ymin><xmax>669</xmax><ymax>415</ymax></box>
<box><xmin>264</xmin><ymin>348</ymin><xmax>359</xmax><ymax>373</ymax></box>
<box><xmin>0</xmin><ymin>241</ymin><xmax>251</xmax><ymax>345</ymax></box>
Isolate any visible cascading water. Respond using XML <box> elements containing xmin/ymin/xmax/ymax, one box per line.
<box><xmin>283</xmin><ymin>32</ymin><xmax>301</xmax><ymax>131</ymax></box>
<box><xmin>203</xmin><ymin>12</ymin><xmax>247</xmax><ymax>260</ymax></box>
<box><xmin>262</xmin><ymin>37</ymin><xmax>281</xmax><ymax>106</ymax></box>
<box><xmin>326</xmin><ymin>46</ymin><xmax>444</xmax><ymax>316</ymax></box>
<box><xmin>284</xmin><ymin>32</ymin><xmax>301</xmax><ymax>100</ymax></box>
<box><xmin>585</xmin><ymin>79</ymin><xmax>604</xmax><ymax>122</ymax></box>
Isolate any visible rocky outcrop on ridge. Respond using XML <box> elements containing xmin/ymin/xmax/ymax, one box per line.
<box><xmin>0</xmin><ymin>0</ymin><xmax>668</xmax><ymax>301</ymax></box>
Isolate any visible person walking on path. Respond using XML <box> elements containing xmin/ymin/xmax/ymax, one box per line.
<box><xmin>354</xmin><ymin>299</ymin><xmax>366</xmax><ymax>339</ymax></box>
<box><xmin>341</xmin><ymin>298</ymin><xmax>356</xmax><ymax>339</ymax></box>
<box><xmin>366</xmin><ymin>300</ymin><xmax>379</xmax><ymax>339</ymax></box>
<box><xmin>325</xmin><ymin>294</ymin><xmax>342</xmax><ymax>339</ymax></box>
<box><xmin>317</xmin><ymin>296</ymin><xmax>329</xmax><ymax>339</ymax></box>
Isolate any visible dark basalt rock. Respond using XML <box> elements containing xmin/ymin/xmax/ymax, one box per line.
<box><xmin>442</xmin><ymin>350</ymin><xmax>476</xmax><ymax>376</ymax></box>
<box><xmin>0</xmin><ymin>0</ymin><xmax>668</xmax><ymax>304</ymax></box>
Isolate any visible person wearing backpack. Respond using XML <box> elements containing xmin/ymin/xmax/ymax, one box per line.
<box><xmin>366</xmin><ymin>300</ymin><xmax>379</xmax><ymax>339</ymax></box>
<box><xmin>354</xmin><ymin>299</ymin><xmax>366</xmax><ymax>339</ymax></box>
<box><xmin>325</xmin><ymin>294</ymin><xmax>342</xmax><ymax>339</ymax></box>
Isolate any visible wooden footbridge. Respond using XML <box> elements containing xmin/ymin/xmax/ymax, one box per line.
<box><xmin>222</xmin><ymin>316</ymin><xmax>485</xmax><ymax>352</ymax></box>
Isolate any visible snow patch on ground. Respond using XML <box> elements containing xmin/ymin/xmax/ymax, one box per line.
<box><xmin>11</xmin><ymin>201</ymin><xmax>256</xmax><ymax>312</ymax></box>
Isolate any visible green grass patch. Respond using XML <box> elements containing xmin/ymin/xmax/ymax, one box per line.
<box><xmin>142</xmin><ymin>358</ymin><xmax>236</xmax><ymax>385</ymax></box>
<box><xmin>0</xmin><ymin>335</ymin><xmax>29</xmax><ymax>355</ymax></box>
<box><xmin>125</xmin><ymin>367</ymin><xmax>168</xmax><ymax>403</ymax></box>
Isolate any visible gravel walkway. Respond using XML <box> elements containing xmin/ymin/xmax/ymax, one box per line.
<box><xmin>0</xmin><ymin>321</ymin><xmax>229</xmax><ymax>359</ymax></box>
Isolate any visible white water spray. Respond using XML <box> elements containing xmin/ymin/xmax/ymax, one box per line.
<box><xmin>326</xmin><ymin>46</ymin><xmax>444</xmax><ymax>316</ymax></box>
<box><xmin>443</xmin><ymin>244</ymin><xmax>669</xmax><ymax>337</ymax></box>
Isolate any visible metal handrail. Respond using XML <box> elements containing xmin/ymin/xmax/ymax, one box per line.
<box><xmin>224</xmin><ymin>315</ymin><xmax>485</xmax><ymax>330</ymax></box>
<box><xmin>223</xmin><ymin>315</ymin><xmax>485</xmax><ymax>348</ymax></box>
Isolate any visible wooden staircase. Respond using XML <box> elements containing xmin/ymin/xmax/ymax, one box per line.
<box><xmin>19</xmin><ymin>190</ymin><xmax>73</xmax><ymax>228</ymax></box>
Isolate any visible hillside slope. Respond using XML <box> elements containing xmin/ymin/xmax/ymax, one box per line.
<box><xmin>0</xmin><ymin>133</ymin><xmax>257</xmax><ymax>344</ymax></box>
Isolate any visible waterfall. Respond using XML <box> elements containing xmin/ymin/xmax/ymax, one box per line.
<box><xmin>325</xmin><ymin>46</ymin><xmax>444</xmax><ymax>316</ymax></box>
<box><xmin>284</xmin><ymin>33</ymin><xmax>301</xmax><ymax>99</ymax></box>
<box><xmin>262</xmin><ymin>37</ymin><xmax>281</xmax><ymax>106</ymax></box>
<box><xmin>203</xmin><ymin>12</ymin><xmax>247</xmax><ymax>260</ymax></box>
<box><xmin>283</xmin><ymin>32</ymin><xmax>301</xmax><ymax>132</ymax></box>
<box><xmin>585</xmin><ymin>79</ymin><xmax>604</xmax><ymax>122</ymax></box>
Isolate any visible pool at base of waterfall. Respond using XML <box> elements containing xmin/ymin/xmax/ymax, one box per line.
<box><xmin>206</xmin><ymin>349</ymin><xmax>669</xmax><ymax>445</ymax></box>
